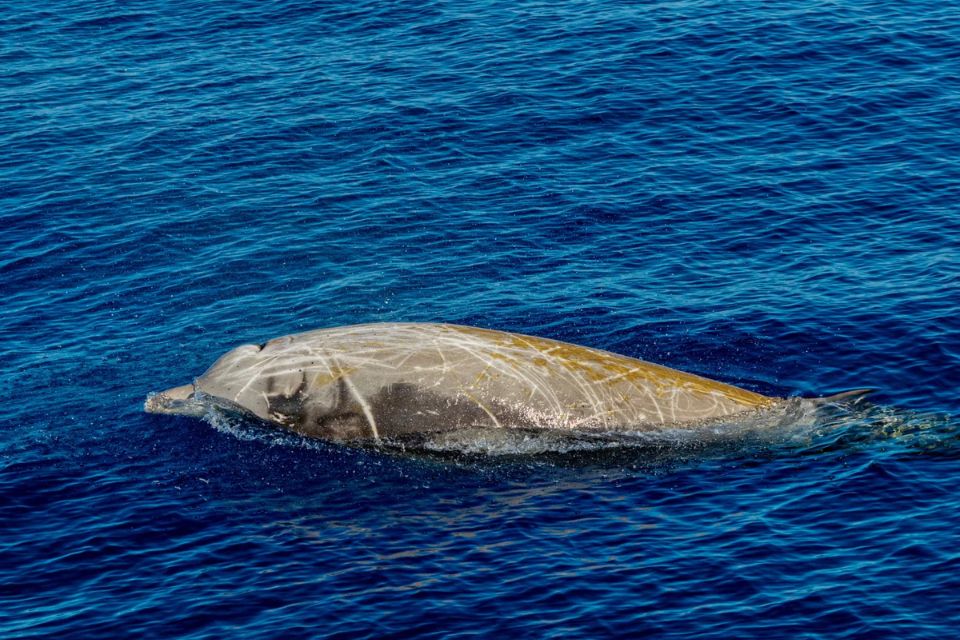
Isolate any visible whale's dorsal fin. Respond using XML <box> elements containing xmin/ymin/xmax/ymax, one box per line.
<box><xmin>813</xmin><ymin>388</ymin><xmax>874</xmax><ymax>406</ymax></box>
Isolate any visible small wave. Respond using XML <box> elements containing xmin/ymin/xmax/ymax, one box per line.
<box><xmin>202</xmin><ymin>406</ymin><xmax>328</xmax><ymax>451</ymax></box>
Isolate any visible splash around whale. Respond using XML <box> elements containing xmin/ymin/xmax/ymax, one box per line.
<box><xmin>145</xmin><ymin>322</ymin><xmax>868</xmax><ymax>444</ymax></box>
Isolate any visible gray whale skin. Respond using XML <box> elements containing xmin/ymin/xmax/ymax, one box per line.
<box><xmin>145</xmin><ymin>322</ymin><xmax>866</xmax><ymax>442</ymax></box>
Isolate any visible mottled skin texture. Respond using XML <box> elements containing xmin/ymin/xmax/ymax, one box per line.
<box><xmin>146</xmin><ymin>323</ymin><xmax>778</xmax><ymax>441</ymax></box>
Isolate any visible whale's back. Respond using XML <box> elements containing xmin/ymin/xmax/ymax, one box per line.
<box><xmin>194</xmin><ymin>323</ymin><xmax>775</xmax><ymax>439</ymax></box>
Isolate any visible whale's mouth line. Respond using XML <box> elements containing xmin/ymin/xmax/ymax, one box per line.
<box><xmin>144</xmin><ymin>383</ymin><xmax>206</xmax><ymax>417</ymax></box>
<box><xmin>144</xmin><ymin>386</ymin><xmax>267</xmax><ymax>425</ymax></box>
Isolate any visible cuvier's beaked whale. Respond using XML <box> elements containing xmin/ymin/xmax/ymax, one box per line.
<box><xmin>145</xmin><ymin>323</ymin><xmax>867</xmax><ymax>442</ymax></box>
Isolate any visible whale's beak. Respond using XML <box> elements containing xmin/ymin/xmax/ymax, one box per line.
<box><xmin>144</xmin><ymin>383</ymin><xmax>206</xmax><ymax>417</ymax></box>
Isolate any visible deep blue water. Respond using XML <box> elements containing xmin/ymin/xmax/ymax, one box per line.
<box><xmin>3</xmin><ymin>0</ymin><xmax>960</xmax><ymax>637</ymax></box>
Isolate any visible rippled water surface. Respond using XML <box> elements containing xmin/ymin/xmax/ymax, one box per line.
<box><xmin>3</xmin><ymin>1</ymin><xmax>959</xmax><ymax>637</ymax></box>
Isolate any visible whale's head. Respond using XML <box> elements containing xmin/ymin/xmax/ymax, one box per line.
<box><xmin>144</xmin><ymin>343</ymin><xmax>270</xmax><ymax>419</ymax></box>
<box><xmin>146</xmin><ymin>334</ymin><xmax>385</xmax><ymax>442</ymax></box>
<box><xmin>145</xmin><ymin>340</ymin><xmax>329</xmax><ymax>428</ymax></box>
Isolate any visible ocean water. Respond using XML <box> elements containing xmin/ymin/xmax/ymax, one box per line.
<box><xmin>2</xmin><ymin>0</ymin><xmax>959</xmax><ymax>637</ymax></box>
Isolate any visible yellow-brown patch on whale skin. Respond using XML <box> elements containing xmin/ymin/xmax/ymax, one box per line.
<box><xmin>444</xmin><ymin>323</ymin><xmax>773</xmax><ymax>409</ymax></box>
<box><xmin>311</xmin><ymin>366</ymin><xmax>357</xmax><ymax>387</ymax></box>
